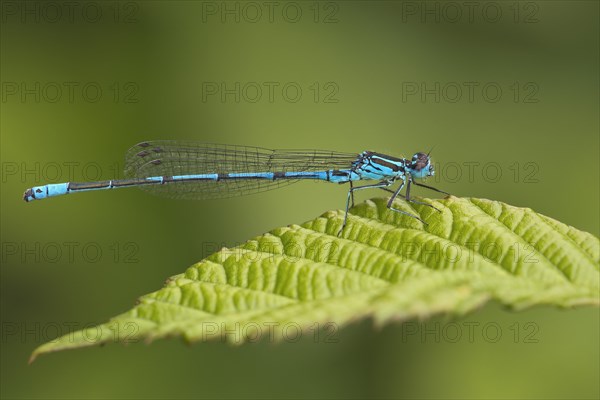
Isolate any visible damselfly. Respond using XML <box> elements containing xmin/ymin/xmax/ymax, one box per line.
<box><xmin>23</xmin><ymin>141</ymin><xmax>449</xmax><ymax>231</ymax></box>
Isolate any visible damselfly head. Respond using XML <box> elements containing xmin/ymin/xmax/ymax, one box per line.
<box><xmin>407</xmin><ymin>152</ymin><xmax>434</xmax><ymax>179</ymax></box>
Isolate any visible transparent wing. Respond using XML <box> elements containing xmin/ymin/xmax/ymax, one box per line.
<box><xmin>124</xmin><ymin>140</ymin><xmax>358</xmax><ymax>199</ymax></box>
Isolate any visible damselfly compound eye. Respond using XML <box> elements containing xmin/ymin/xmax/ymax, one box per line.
<box><xmin>410</xmin><ymin>152</ymin><xmax>430</xmax><ymax>171</ymax></box>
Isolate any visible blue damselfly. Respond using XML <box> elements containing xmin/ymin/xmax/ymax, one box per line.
<box><xmin>23</xmin><ymin>141</ymin><xmax>449</xmax><ymax>231</ymax></box>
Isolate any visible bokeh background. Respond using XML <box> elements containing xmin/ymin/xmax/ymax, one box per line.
<box><xmin>1</xmin><ymin>1</ymin><xmax>598</xmax><ymax>398</ymax></box>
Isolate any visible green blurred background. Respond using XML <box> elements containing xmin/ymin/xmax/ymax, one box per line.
<box><xmin>1</xmin><ymin>1</ymin><xmax>598</xmax><ymax>398</ymax></box>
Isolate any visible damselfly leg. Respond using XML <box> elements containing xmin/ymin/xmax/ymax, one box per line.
<box><xmin>386</xmin><ymin>181</ymin><xmax>428</xmax><ymax>225</ymax></box>
<box><xmin>339</xmin><ymin>180</ymin><xmax>392</xmax><ymax>236</ymax></box>
<box><xmin>404</xmin><ymin>179</ymin><xmax>442</xmax><ymax>212</ymax></box>
<box><xmin>411</xmin><ymin>180</ymin><xmax>451</xmax><ymax>196</ymax></box>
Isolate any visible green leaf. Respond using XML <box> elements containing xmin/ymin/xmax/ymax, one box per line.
<box><xmin>30</xmin><ymin>197</ymin><xmax>599</xmax><ymax>362</ymax></box>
